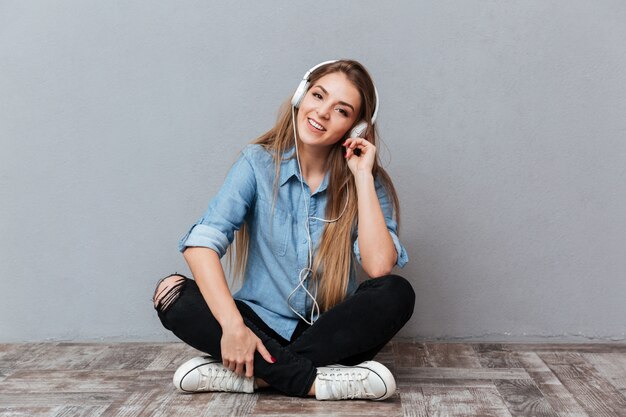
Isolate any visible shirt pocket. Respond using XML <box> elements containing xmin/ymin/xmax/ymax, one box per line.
<box><xmin>255</xmin><ymin>198</ymin><xmax>293</xmax><ymax>257</ymax></box>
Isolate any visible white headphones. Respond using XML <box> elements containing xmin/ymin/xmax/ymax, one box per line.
<box><xmin>286</xmin><ymin>60</ymin><xmax>379</xmax><ymax>325</ymax></box>
<box><xmin>291</xmin><ymin>60</ymin><xmax>379</xmax><ymax>138</ymax></box>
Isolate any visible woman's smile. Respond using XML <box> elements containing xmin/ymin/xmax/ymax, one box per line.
<box><xmin>307</xmin><ymin>118</ymin><xmax>326</xmax><ymax>132</ymax></box>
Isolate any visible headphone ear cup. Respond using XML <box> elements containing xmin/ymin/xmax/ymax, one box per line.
<box><xmin>349</xmin><ymin>121</ymin><xmax>368</xmax><ymax>138</ymax></box>
<box><xmin>291</xmin><ymin>80</ymin><xmax>309</xmax><ymax>108</ymax></box>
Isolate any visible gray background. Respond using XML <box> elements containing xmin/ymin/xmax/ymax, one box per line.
<box><xmin>1</xmin><ymin>1</ymin><xmax>625</xmax><ymax>343</ymax></box>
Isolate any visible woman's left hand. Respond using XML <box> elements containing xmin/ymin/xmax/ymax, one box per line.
<box><xmin>344</xmin><ymin>137</ymin><xmax>376</xmax><ymax>175</ymax></box>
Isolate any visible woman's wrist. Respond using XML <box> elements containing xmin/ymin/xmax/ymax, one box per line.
<box><xmin>212</xmin><ymin>303</ymin><xmax>247</xmax><ymax>335</ymax></box>
<box><xmin>220</xmin><ymin>314</ymin><xmax>246</xmax><ymax>332</ymax></box>
<box><xmin>354</xmin><ymin>171</ymin><xmax>374</xmax><ymax>187</ymax></box>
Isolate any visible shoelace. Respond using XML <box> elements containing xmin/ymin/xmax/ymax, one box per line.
<box><xmin>319</xmin><ymin>369</ymin><xmax>374</xmax><ymax>400</ymax></box>
<box><xmin>197</xmin><ymin>366</ymin><xmax>245</xmax><ymax>392</ymax></box>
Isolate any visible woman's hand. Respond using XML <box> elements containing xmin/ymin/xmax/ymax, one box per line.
<box><xmin>221</xmin><ymin>321</ymin><xmax>275</xmax><ymax>378</ymax></box>
<box><xmin>344</xmin><ymin>137</ymin><xmax>376</xmax><ymax>175</ymax></box>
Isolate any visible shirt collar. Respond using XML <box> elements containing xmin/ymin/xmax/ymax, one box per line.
<box><xmin>278</xmin><ymin>146</ymin><xmax>330</xmax><ymax>194</ymax></box>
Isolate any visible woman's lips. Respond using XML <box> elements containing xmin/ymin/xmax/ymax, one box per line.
<box><xmin>307</xmin><ymin>118</ymin><xmax>326</xmax><ymax>133</ymax></box>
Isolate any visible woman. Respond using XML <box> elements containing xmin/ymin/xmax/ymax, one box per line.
<box><xmin>153</xmin><ymin>59</ymin><xmax>414</xmax><ymax>401</ymax></box>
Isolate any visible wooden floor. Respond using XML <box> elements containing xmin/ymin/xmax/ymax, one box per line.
<box><xmin>0</xmin><ymin>341</ymin><xmax>625</xmax><ymax>416</ymax></box>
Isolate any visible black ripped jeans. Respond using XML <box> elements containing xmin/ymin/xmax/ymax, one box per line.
<box><xmin>153</xmin><ymin>273</ymin><xmax>415</xmax><ymax>397</ymax></box>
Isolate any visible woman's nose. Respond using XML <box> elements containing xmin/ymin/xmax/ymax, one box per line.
<box><xmin>316</xmin><ymin>104</ymin><xmax>331</xmax><ymax>119</ymax></box>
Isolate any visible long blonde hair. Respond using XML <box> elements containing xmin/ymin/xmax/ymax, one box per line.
<box><xmin>226</xmin><ymin>60</ymin><xmax>401</xmax><ymax>312</ymax></box>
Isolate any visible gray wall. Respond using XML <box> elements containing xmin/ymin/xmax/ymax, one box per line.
<box><xmin>1</xmin><ymin>1</ymin><xmax>625</xmax><ymax>343</ymax></box>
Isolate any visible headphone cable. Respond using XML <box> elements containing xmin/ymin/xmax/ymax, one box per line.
<box><xmin>286</xmin><ymin>105</ymin><xmax>350</xmax><ymax>325</ymax></box>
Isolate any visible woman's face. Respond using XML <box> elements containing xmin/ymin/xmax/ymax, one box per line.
<box><xmin>296</xmin><ymin>72</ymin><xmax>362</xmax><ymax>149</ymax></box>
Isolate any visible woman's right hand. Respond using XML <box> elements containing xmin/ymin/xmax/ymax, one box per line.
<box><xmin>220</xmin><ymin>321</ymin><xmax>275</xmax><ymax>378</ymax></box>
<box><xmin>182</xmin><ymin>248</ymin><xmax>275</xmax><ymax>378</ymax></box>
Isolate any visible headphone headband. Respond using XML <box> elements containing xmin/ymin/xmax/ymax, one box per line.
<box><xmin>302</xmin><ymin>60</ymin><xmax>339</xmax><ymax>82</ymax></box>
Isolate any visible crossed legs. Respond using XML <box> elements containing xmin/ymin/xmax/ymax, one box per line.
<box><xmin>153</xmin><ymin>273</ymin><xmax>415</xmax><ymax>397</ymax></box>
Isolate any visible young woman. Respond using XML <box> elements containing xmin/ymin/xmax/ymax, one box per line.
<box><xmin>153</xmin><ymin>59</ymin><xmax>414</xmax><ymax>401</ymax></box>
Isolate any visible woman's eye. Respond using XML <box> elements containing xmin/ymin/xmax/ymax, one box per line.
<box><xmin>337</xmin><ymin>108</ymin><xmax>348</xmax><ymax>116</ymax></box>
<box><xmin>313</xmin><ymin>92</ymin><xmax>322</xmax><ymax>99</ymax></box>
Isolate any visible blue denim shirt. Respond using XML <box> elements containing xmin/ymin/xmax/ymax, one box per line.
<box><xmin>178</xmin><ymin>144</ymin><xmax>409</xmax><ymax>340</ymax></box>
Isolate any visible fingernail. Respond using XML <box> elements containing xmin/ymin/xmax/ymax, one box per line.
<box><xmin>271</xmin><ymin>356</ymin><xmax>277</xmax><ymax>363</ymax></box>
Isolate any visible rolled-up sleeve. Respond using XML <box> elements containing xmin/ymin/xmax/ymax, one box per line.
<box><xmin>352</xmin><ymin>176</ymin><xmax>409</xmax><ymax>268</ymax></box>
<box><xmin>178</xmin><ymin>149</ymin><xmax>256</xmax><ymax>257</ymax></box>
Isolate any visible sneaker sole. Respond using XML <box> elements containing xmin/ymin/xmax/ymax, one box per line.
<box><xmin>334</xmin><ymin>361</ymin><xmax>396</xmax><ymax>401</ymax></box>
<box><xmin>173</xmin><ymin>355</ymin><xmax>220</xmax><ymax>393</ymax></box>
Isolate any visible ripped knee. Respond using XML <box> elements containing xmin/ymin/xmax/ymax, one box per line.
<box><xmin>153</xmin><ymin>273</ymin><xmax>187</xmax><ymax>313</ymax></box>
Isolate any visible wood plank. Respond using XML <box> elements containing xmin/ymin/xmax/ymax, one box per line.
<box><xmin>399</xmin><ymin>388</ymin><xmax>429</xmax><ymax>417</ymax></box>
<box><xmin>398</xmin><ymin>377</ymin><xmax>499</xmax><ymax>389</ymax></box>
<box><xmin>9</xmin><ymin>343</ymin><xmax>109</xmax><ymax>370</ymax></box>
<box><xmin>500</xmin><ymin>343</ymin><xmax>626</xmax><ymax>353</ymax></box>
<box><xmin>197</xmin><ymin>392</ymin><xmax>258</xmax><ymax>417</ymax></box>
<box><xmin>493</xmin><ymin>378</ymin><xmax>559</xmax><ymax>417</ymax></box>
<box><xmin>102</xmin><ymin>389</ymin><xmax>160</xmax><ymax>417</ymax></box>
<box><xmin>252</xmin><ymin>390</ymin><xmax>403</xmax><ymax>416</ymax></box>
<box><xmin>536</xmin><ymin>351</ymin><xmax>589</xmax><ymax>365</ymax></box>
<box><xmin>145</xmin><ymin>343</ymin><xmax>205</xmax><ymax>371</ymax></box>
<box><xmin>87</xmin><ymin>343</ymin><xmax>165</xmax><ymax>370</ymax></box>
<box><xmin>396</xmin><ymin>366</ymin><xmax>531</xmax><ymax>392</ymax></box>
<box><xmin>421</xmin><ymin>386</ymin><xmax>513</xmax><ymax>417</ymax></box>
<box><xmin>126</xmin><ymin>391</ymin><xmax>259</xmax><ymax>417</ymax></box>
<box><xmin>0</xmin><ymin>368</ymin><xmax>9</xmax><ymax>382</ymax></box>
<box><xmin>52</xmin><ymin>405</ymin><xmax>108</xmax><ymax>417</ymax></box>
<box><xmin>515</xmin><ymin>351</ymin><xmax>590</xmax><ymax>417</ymax></box>
<box><xmin>474</xmin><ymin>343</ymin><xmax>525</xmax><ymax>369</ymax></box>
<box><xmin>0</xmin><ymin>407</ymin><xmax>56</xmax><ymax>417</ymax></box>
<box><xmin>0</xmin><ymin>393</ymin><xmax>122</xmax><ymax>407</ymax></box>
<box><xmin>0</xmin><ymin>343</ymin><xmax>51</xmax><ymax>369</ymax></box>
<box><xmin>1</xmin><ymin>369</ymin><xmax>166</xmax><ymax>393</ymax></box>
<box><xmin>396</xmin><ymin>366</ymin><xmax>531</xmax><ymax>380</ymax></box>
<box><xmin>582</xmin><ymin>352</ymin><xmax>626</xmax><ymax>392</ymax></box>
<box><xmin>392</xmin><ymin>341</ymin><xmax>431</xmax><ymax>367</ymax></box>
<box><xmin>128</xmin><ymin>390</ymin><xmax>255</xmax><ymax>417</ymax></box>
<box><xmin>477</xmin><ymin>345</ymin><xmax>567</xmax><ymax>416</ymax></box>
<box><xmin>539</xmin><ymin>352</ymin><xmax>626</xmax><ymax>417</ymax></box>
<box><xmin>426</xmin><ymin>343</ymin><xmax>482</xmax><ymax>368</ymax></box>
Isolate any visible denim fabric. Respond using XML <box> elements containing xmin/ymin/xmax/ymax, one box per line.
<box><xmin>178</xmin><ymin>144</ymin><xmax>409</xmax><ymax>340</ymax></box>
<box><xmin>155</xmin><ymin>273</ymin><xmax>415</xmax><ymax>397</ymax></box>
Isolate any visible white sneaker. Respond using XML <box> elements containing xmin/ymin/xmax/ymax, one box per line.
<box><xmin>173</xmin><ymin>355</ymin><xmax>255</xmax><ymax>394</ymax></box>
<box><xmin>315</xmin><ymin>361</ymin><xmax>396</xmax><ymax>401</ymax></box>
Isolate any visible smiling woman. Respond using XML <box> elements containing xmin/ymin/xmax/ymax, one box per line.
<box><xmin>153</xmin><ymin>59</ymin><xmax>413</xmax><ymax>401</ymax></box>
